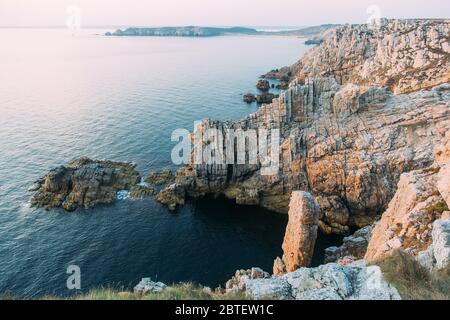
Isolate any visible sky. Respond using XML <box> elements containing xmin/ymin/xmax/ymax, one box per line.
<box><xmin>0</xmin><ymin>0</ymin><xmax>448</xmax><ymax>27</ymax></box>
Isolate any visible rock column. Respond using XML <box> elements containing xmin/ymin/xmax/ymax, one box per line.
<box><xmin>274</xmin><ymin>191</ymin><xmax>320</xmax><ymax>274</ymax></box>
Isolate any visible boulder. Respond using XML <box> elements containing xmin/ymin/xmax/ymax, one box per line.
<box><xmin>243</xmin><ymin>93</ymin><xmax>256</xmax><ymax>103</ymax></box>
<box><xmin>325</xmin><ymin>224</ymin><xmax>374</xmax><ymax>263</ymax></box>
<box><xmin>256</xmin><ymin>80</ymin><xmax>270</xmax><ymax>92</ymax></box>
<box><xmin>134</xmin><ymin>278</ymin><xmax>167</xmax><ymax>294</ymax></box>
<box><xmin>432</xmin><ymin>218</ymin><xmax>450</xmax><ymax>269</ymax></box>
<box><xmin>226</xmin><ymin>261</ymin><xmax>401</xmax><ymax>300</ymax></box>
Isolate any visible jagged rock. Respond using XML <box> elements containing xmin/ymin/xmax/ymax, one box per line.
<box><xmin>316</xmin><ymin>196</ymin><xmax>350</xmax><ymax>234</ymax></box>
<box><xmin>158</xmin><ymin>19</ymin><xmax>450</xmax><ymax>236</ymax></box>
<box><xmin>256</xmin><ymin>93</ymin><xmax>279</xmax><ymax>104</ymax></box>
<box><xmin>275</xmin><ymin>192</ymin><xmax>320</xmax><ymax>272</ymax></box>
<box><xmin>243</xmin><ymin>93</ymin><xmax>256</xmax><ymax>103</ymax></box>
<box><xmin>325</xmin><ymin>224</ymin><xmax>374</xmax><ymax>263</ymax></box>
<box><xmin>134</xmin><ymin>278</ymin><xmax>167</xmax><ymax>294</ymax></box>
<box><xmin>256</xmin><ymin>80</ymin><xmax>270</xmax><ymax>92</ymax></box>
<box><xmin>432</xmin><ymin>218</ymin><xmax>450</xmax><ymax>269</ymax></box>
<box><xmin>225</xmin><ymin>268</ymin><xmax>270</xmax><ymax>295</ymax></box>
<box><xmin>273</xmin><ymin>257</ymin><xmax>286</xmax><ymax>276</ymax></box>
<box><xmin>30</xmin><ymin>157</ymin><xmax>140</xmax><ymax>211</ymax></box>
<box><xmin>276</xmin><ymin>81</ymin><xmax>289</xmax><ymax>90</ymax></box>
<box><xmin>155</xmin><ymin>184</ymin><xmax>186</xmax><ymax>211</ymax></box>
<box><xmin>129</xmin><ymin>184</ymin><xmax>156</xmax><ymax>199</ymax></box>
<box><xmin>416</xmin><ymin>246</ymin><xmax>436</xmax><ymax>272</ymax></box>
<box><xmin>144</xmin><ymin>170</ymin><xmax>175</xmax><ymax>186</ymax></box>
<box><xmin>332</xmin><ymin>83</ymin><xmax>360</xmax><ymax>116</ymax></box>
<box><xmin>227</xmin><ymin>261</ymin><xmax>401</xmax><ymax>300</ymax></box>
<box><xmin>366</xmin><ymin>134</ymin><xmax>450</xmax><ymax>262</ymax></box>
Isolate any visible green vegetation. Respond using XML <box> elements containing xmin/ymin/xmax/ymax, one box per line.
<box><xmin>376</xmin><ymin>250</ymin><xmax>450</xmax><ymax>300</ymax></box>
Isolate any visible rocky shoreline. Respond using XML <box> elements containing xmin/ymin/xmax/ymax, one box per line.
<box><xmin>29</xmin><ymin>18</ymin><xmax>450</xmax><ymax>300</ymax></box>
<box><xmin>30</xmin><ymin>156</ymin><xmax>175</xmax><ymax>211</ymax></box>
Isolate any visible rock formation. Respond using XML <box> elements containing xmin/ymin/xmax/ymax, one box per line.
<box><xmin>30</xmin><ymin>157</ymin><xmax>141</xmax><ymax>211</ymax></box>
<box><xmin>224</xmin><ymin>261</ymin><xmax>401</xmax><ymax>300</ymax></box>
<box><xmin>325</xmin><ymin>224</ymin><xmax>374</xmax><ymax>264</ymax></box>
<box><xmin>145</xmin><ymin>170</ymin><xmax>175</xmax><ymax>186</ymax></box>
<box><xmin>256</xmin><ymin>80</ymin><xmax>270</xmax><ymax>92</ymax></box>
<box><xmin>134</xmin><ymin>278</ymin><xmax>167</xmax><ymax>294</ymax></box>
<box><xmin>243</xmin><ymin>93</ymin><xmax>256</xmax><ymax>103</ymax></box>
<box><xmin>274</xmin><ymin>191</ymin><xmax>320</xmax><ymax>274</ymax></box>
<box><xmin>157</xmin><ymin>19</ymin><xmax>450</xmax><ymax>235</ymax></box>
<box><xmin>365</xmin><ymin>133</ymin><xmax>450</xmax><ymax>262</ymax></box>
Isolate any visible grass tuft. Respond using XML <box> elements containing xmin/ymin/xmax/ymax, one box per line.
<box><xmin>375</xmin><ymin>250</ymin><xmax>450</xmax><ymax>300</ymax></box>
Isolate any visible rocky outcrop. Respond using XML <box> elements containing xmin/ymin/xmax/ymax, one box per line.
<box><xmin>30</xmin><ymin>157</ymin><xmax>140</xmax><ymax>211</ymax></box>
<box><xmin>225</xmin><ymin>261</ymin><xmax>401</xmax><ymax>300</ymax></box>
<box><xmin>225</xmin><ymin>268</ymin><xmax>271</xmax><ymax>295</ymax></box>
<box><xmin>256</xmin><ymin>80</ymin><xmax>270</xmax><ymax>92</ymax></box>
<box><xmin>256</xmin><ymin>92</ymin><xmax>279</xmax><ymax>104</ymax></box>
<box><xmin>243</xmin><ymin>93</ymin><xmax>256</xmax><ymax>103</ymax></box>
<box><xmin>325</xmin><ymin>224</ymin><xmax>374</xmax><ymax>264</ymax></box>
<box><xmin>158</xmin><ymin>19</ymin><xmax>450</xmax><ymax>234</ymax></box>
<box><xmin>274</xmin><ymin>192</ymin><xmax>320</xmax><ymax>274</ymax></box>
<box><xmin>134</xmin><ymin>278</ymin><xmax>167</xmax><ymax>294</ymax></box>
<box><xmin>155</xmin><ymin>184</ymin><xmax>186</xmax><ymax>211</ymax></box>
<box><xmin>365</xmin><ymin>133</ymin><xmax>450</xmax><ymax>262</ymax></box>
<box><xmin>431</xmin><ymin>215</ymin><xmax>450</xmax><ymax>270</ymax></box>
<box><xmin>145</xmin><ymin>170</ymin><xmax>175</xmax><ymax>186</ymax></box>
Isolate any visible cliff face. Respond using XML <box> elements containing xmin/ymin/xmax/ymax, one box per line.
<box><xmin>165</xmin><ymin>19</ymin><xmax>450</xmax><ymax>234</ymax></box>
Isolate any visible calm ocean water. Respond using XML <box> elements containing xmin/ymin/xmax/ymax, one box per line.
<box><xmin>0</xmin><ymin>28</ymin><xmax>340</xmax><ymax>298</ymax></box>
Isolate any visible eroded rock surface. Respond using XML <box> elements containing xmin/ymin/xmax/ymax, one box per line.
<box><xmin>365</xmin><ymin>133</ymin><xmax>450</xmax><ymax>262</ymax></box>
<box><xmin>274</xmin><ymin>191</ymin><xmax>320</xmax><ymax>273</ymax></box>
<box><xmin>30</xmin><ymin>157</ymin><xmax>140</xmax><ymax>211</ymax></box>
<box><xmin>225</xmin><ymin>261</ymin><xmax>401</xmax><ymax>300</ymax></box>
<box><xmin>158</xmin><ymin>19</ymin><xmax>450</xmax><ymax>233</ymax></box>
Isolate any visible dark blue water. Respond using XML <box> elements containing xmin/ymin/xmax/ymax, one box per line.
<box><xmin>0</xmin><ymin>28</ymin><xmax>321</xmax><ymax>298</ymax></box>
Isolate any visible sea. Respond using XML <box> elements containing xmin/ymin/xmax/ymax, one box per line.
<box><xmin>0</xmin><ymin>28</ymin><xmax>341</xmax><ymax>298</ymax></box>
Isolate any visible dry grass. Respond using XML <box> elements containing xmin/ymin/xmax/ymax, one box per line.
<box><xmin>7</xmin><ymin>283</ymin><xmax>248</xmax><ymax>301</ymax></box>
<box><xmin>376</xmin><ymin>250</ymin><xmax>450</xmax><ymax>300</ymax></box>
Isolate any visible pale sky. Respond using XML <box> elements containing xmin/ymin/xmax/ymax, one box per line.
<box><xmin>0</xmin><ymin>0</ymin><xmax>448</xmax><ymax>27</ymax></box>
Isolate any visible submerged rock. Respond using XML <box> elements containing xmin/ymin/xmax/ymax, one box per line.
<box><xmin>30</xmin><ymin>157</ymin><xmax>140</xmax><ymax>211</ymax></box>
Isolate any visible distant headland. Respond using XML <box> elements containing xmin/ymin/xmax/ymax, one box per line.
<box><xmin>104</xmin><ymin>24</ymin><xmax>339</xmax><ymax>37</ymax></box>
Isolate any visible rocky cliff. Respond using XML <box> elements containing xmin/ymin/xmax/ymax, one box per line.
<box><xmin>161</xmin><ymin>19</ymin><xmax>450</xmax><ymax>236</ymax></box>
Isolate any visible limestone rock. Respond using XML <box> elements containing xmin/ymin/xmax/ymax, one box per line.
<box><xmin>30</xmin><ymin>157</ymin><xmax>140</xmax><ymax>211</ymax></box>
<box><xmin>227</xmin><ymin>262</ymin><xmax>401</xmax><ymax>300</ymax></box>
<box><xmin>134</xmin><ymin>278</ymin><xmax>167</xmax><ymax>294</ymax></box>
<box><xmin>276</xmin><ymin>192</ymin><xmax>320</xmax><ymax>272</ymax></box>
<box><xmin>157</xmin><ymin>19</ymin><xmax>450</xmax><ymax>236</ymax></box>
<box><xmin>432</xmin><ymin>219</ymin><xmax>450</xmax><ymax>269</ymax></box>
<box><xmin>365</xmin><ymin>167</ymin><xmax>448</xmax><ymax>261</ymax></box>
<box><xmin>325</xmin><ymin>224</ymin><xmax>374</xmax><ymax>263</ymax></box>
